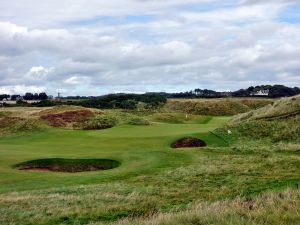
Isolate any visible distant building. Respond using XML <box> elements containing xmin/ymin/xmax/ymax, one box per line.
<box><xmin>250</xmin><ymin>89</ymin><xmax>269</xmax><ymax>96</ymax></box>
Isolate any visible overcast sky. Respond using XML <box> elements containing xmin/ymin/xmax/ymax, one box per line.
<box><xmin>0</xmin><ymin>0</ymin><xmax>299</xmax><ymax>96</ymax></box>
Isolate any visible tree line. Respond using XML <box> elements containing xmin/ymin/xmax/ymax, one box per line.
<box><xmin>0</xmin><ymin>92</ymin><xmax>48</xmax><ymax>101</ymax></box>
<box><xmin>162</xmin><ymin>85</ymin><xmax>300</xmax><ymax>98</ymax></box>
<box><xmin>1</xmin><ymin>84</ymin><xmax>299</xmax><ymax>109</ymax></box>
<box><xmin>232</xmin><ymin>85</ymin><xmax>300</xmax><ymax>98</ymax></box>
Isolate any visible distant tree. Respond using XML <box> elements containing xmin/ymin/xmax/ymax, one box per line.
<box><xmin>233</xmin><ymin>85</ymin><xmax>300</xmax><ymax>98</ymax></box>
<box><xmin>23</xmin><ymin>93</ymin><xmax>34</xmax><ymax>100</ymax></box>
<box><xmin>38</xmin><ymin>92</ymin><xmax>48</xmax><ymax>100</ymax></box>
<box><xmin>120</xmin><ymin>99</ymin><xmax>138</xmax><ymax>110</ymax></box>
<box><xmin>34</xmin><ymin>93</ymin><xmax>39</xmax><ymax>100</ymax></box>
<box><xmin>33</xmin><ymin>100</ymin><xmax>56</xmax><ymax>107</ymax></box>
<box><xmin>0</xmin><ymin>94</ymin><xmax>10</xmax><ymax>101</ymax></box>
<box><xmin>247</xmin><ymin>86</ymin><xmax>255</xmax><ymax>92</ymax></box>
<box><xmin>77</xmin><ymin>93</ymin><xmax>166</xmax><ymax>110</ymax></box>
<box><xmin>11</xmin><ymin>95</ymin><xmax>21</xmax><ymax>101</ymax></box>
<box><xmin>232</xmin><ymin>89</ymin><xmax>250</xmax><ymax>97</ymax></box>
<box><xmin>269</xmin><ymin>85</ymin><xmax>300</xmax><ymax>98</ymax></box>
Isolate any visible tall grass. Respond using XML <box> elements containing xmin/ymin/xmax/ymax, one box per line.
<box><xmin>162</xmin><ymin>99</ymin><xmax>273</xmax><ymax>116</ymax></box>
<box><xmin>115</xmin><ymin>188</ymin><xmax>300</xmax><ymax>225</ymax></box>
<box><xmin>221</xmin><ymin>95</ymin><xmax>300</xmax><ymax>143</ymax></box>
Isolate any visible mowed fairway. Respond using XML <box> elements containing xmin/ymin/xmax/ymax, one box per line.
<box><xmin>0</xmin><ymin>117</ymin><xmax>228</xmax><ymax>193</ymax></box>
<box><xmin>0</xmin><ymin>115</ymin><xmax>300</xmax><ymax>224</ymax></box>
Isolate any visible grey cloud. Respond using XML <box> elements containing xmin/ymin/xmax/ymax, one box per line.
<box><xmin>0</xmin><ymin>1</ymin><xmax>299</xmax><ymax>95</ymax></box>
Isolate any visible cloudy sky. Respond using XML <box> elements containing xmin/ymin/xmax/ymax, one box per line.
<box><xmin>0</xmin><ymin>0</ymin><xmax>299</xmax><ymax>96</ymax></box>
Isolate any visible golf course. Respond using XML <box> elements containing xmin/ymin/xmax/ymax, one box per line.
<box><xmin>0</xmin><ymin>97</ymin><xmax>300</xmax><ymax>224</ymax></box>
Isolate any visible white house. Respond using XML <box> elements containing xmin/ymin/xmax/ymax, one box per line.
<box><xmin>250</xmin><ymin>89</ymin><xmax>269</xmax><ymax>96</ymax></box>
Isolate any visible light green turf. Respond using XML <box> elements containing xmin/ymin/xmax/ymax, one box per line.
<box><xmin>0</xmin><ymin>117</ymin><xmax>229</xmax><ymax>193</ymax></box>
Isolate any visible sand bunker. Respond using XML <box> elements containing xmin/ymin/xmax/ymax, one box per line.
<box><xmin>15</xmin><ymin>158</ymin><xmax>120</xmax><ymax>173</ymax></box>
<box><xmin>171</xmin><ymin>137</ymin><xmax>207</xmax><ymax>148</ymax></box>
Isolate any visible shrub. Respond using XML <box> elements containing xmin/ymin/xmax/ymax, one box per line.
<box><xmin>78</xmin><ymin>115</ymin><xmax>118</xmax><ymax>130</ymax></box>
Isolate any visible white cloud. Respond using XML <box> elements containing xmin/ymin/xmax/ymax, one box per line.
<box><xmin>64</xmin><ymin>76</ymin><xmax>90</xmax><ymax>85</ymax></box>
<box><xmin>25</xmin><ymin>66</ymin><xmax>54</xmax><ymax>81</ymax></box>
<box><xmin>0</xmin><ymin>85</ymin><xmax>46</xmax><ymax>95</ymax></box>
<box><xmin>0</xmin><ymin>1</ymin><xmax>299</xmax><ymax>95</ymax></box>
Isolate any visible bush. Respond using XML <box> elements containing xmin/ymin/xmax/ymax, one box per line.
<box><xmin>78</xmin><ymin>115</ymin><xmax>118</xmax><ymax>130</ymax></box>
<box><xmin>33</xmin><ymin>100</ymin><xmax>57</xmax><ymax>107</ymax></box>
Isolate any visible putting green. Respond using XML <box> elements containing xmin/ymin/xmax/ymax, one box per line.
<box><xmin>0</xmin><ymin>116</ymin><xmax>229</xmax><ymax>193</ymax></box>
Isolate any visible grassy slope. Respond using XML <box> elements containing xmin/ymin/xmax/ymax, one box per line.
<box><xmin>116</xmin><ymin>188</ymin><xmax>300</xmax><ymax>225</ymax></box>
<box><xmin>162</xmin><ymin>98</ymin><xmax>273</xmax><ymax>116</ymax></box>
<box><xmin>219</xmin><ymin>95</ymin><xmax>300</xmax><ymax>143</ymax></box>
<box><xmin>0</xmin><ymin>106</ymin><xmax>94</xmax><ymax>136</ymax></box>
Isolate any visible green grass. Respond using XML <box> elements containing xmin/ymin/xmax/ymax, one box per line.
<box><xmin>219</xmin><ymin>95</ymin><xmax>300</xmax><ymax>143</ymax></box>
<box><xmin>0</xmin><ymin>108</ymin><xmax>299</xmax><ymax>224</ymax></box>
<box><xmin>0</xmin><ymin>117</ymin><xmax>229</xmax><ymax>193</ymax></box>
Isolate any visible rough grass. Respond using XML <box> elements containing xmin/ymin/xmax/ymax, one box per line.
<box><xmin>229</xmin><ymin>116</ymin><xmax>300</xmax><ymax>142</ymax></box>
<box><xmin>41</xmin><ymin>109</ymin><xmax>94</xmax><ymax>127</ymax></box>
<box><xmin>219</xmin><ymin>95</ymin><xmax>300</xmax><ymax>143</ymax></box>
<box><xmin>0</xmin><ymin>117</ymin><xmax>48</xmax><ymax>136</ymax></box>
<box><xmin>0</xmin><ymin>98</ymin><xmax>272</xmax><ymax>136</ymax></box>
<box><xmin>230</xmin><ymin>95</ymin><xmax>300</xmax><ymax>124</ymax></box>
<box><xmin>0</xmin><ymin>106</ymin><xmax>150</xmax><ymax>135</ymax></box>
<box><xmin>0</xmin><ymin>111</ymin><xmax>11</xmax><ymax>117</ymax></box>
<box><xmin>0</xmin><ymin>106</ymin><xmax>101</xmax><ymax>136</ymax></box>
<box><xmin>0</xmin><ymin>102</ymin><xmax>299</xmax><ymax>225</ymax></box>
<box><xmin>115</xmin><ymin>188</ymin><xmax>300</xmax><ymax>225</ymax></box>
<box><xmin>74</xmin><ymin>114</ymin><xmax>118</xmax><ymax>130</ymax></box>
<box><xmin>0</xmin><ymin>129</ymin><xmax>299</xmax><ymax>224</ymax></box>
<box><xmin>162</xmin><ymin>98</ymin><xmax>273</xmax><ymax>116</ymax></box>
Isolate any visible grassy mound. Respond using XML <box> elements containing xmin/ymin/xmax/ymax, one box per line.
<box><xmin>41</xmin><ymin>109</ymin><xmax>94</xmax><ymax>127</ymax></box>
<box><xmin>219</xmin><ymin>95</ymin><xmax>300</xmax><ymax>142</ymax></box>
<box><xmin>230</xmin><ymin>95</ymin><xmax>300</xmax><ymax>124</ymax></box>
<box><xmin>77</xmin><ymin>114</ymin><xmax>119</xmax><ymax>130</ymax></box>
<box><xmin>15</xmin><ymin>158</ymin><xmax>120</xmax><ymax>173</ymax></box>
<box><xmin>0</xmin><ymin>117</ymin><xmax>47</xmax><ymax>136</ymax></box>
<box><xmin>162</xmin><ymin>98</ymin><xmax>273</xmax><ymax>116</ymax></box>
<box><xmin>0</xmin><ymin>106</ymin><xmax>120</xmax><ymax>134</ymax></box>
